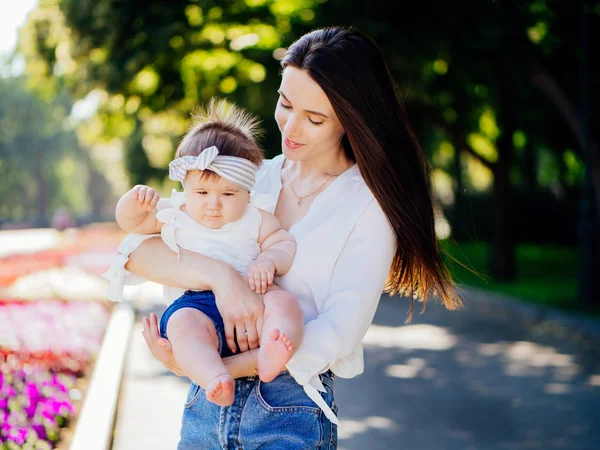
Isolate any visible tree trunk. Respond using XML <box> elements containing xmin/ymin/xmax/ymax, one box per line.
<box><xmin>35</xmin><ymin>152</ymin><xmax>49</xmax><ymax>228</ymax></box>
<box><xmin>532</xmin><ymin>67</ymin><xmax>600</xmax><ymax>219</ymax></box>
<box><xmin>491</xmin><ymin>82</ymin><xmax>516</xmax><ymax>281</ymax></box>
<box><xmin>452</xmin><ymin>148</ymin><xmax>467</xmax><ymax>240</ymax></box>
<box><xmin>523</xmin><ymin>140</ymin><xmax>536</xmax><ymax>191</ymax></box>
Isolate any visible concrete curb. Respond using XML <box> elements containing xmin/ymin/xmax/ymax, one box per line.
<box><xmin>70</xmin><ymin>303</ymin><xmax>135</xmax><ymax>450</ymax></box>
<box><xmin>460</xmin><ymin>286</ymin><xmax>600</xmax><ymax>341</ymax></box>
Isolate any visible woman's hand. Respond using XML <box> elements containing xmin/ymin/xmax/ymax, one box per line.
<box><xmin>213</xmin><ymin>266</ymin><xmax>264</xmax><ymax>354</ymax></box>
<box><xmin>141</xmin><ymin>313</ymin><xmax>186</xmax><ymax>377</ymax></box>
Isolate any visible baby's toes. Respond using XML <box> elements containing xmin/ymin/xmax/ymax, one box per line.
<box><xmin>268</xmin><ymin>329</ymin><xmax>280</xmax><ymax>340</ymax></box>
<box><xmin>279</xmin><ymin>333</ymin><xmax>293</xmax><ymax>352</ymax></box>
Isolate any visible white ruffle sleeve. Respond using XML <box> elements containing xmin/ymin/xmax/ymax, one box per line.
<box><xmin>101</xmin><ymin>233</ymin><xmax>160</xmax><ymax>302</ymax></box>
<box><xmin>249</xmin><ymin>190</ymin><xmax>277</xmax><ymax>213</ymax></box>
<box><xmin>284</xmin><ymin>198</ymin><xmax>397</xmax><ymax>424</ymax></box>
<box><xmin>102</xmin><ymin>190</ymin><xmax>185</xmax><ymax>302</ymax></box>
<box><xmin>155</xmin><ymin>189</ymin><xmax>186</xmax><ymax>257</ymax></box>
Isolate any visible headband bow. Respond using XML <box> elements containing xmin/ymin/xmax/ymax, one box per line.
<box><xmin>168</xmin><ymin>146</ymin><xmax>258</xmax><ymax>192</ymax></box>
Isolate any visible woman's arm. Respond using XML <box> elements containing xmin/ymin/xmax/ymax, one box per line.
<box><xmin>285</xmin><ymin>199</ymin><xmax>397</xmax><ymax>384</ymax></box>
<box><xmin>127</xmin><ymin>238</ymin><xmax>264</xmax><ymax>352</ymax></box>
<box><xmin>125</xmin><ymin>237</ymin><xmax>222</xmax><ymax>289</ymax></box>
<box><xmin>142</xmin><ymin>313</ymin><xmax>259</xmax><ymax>379</ymax></box>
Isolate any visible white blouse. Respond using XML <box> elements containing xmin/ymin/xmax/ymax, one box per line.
<box><xmin>253</xmin><ymin>155</ymin><xmax>396</xmax><ymax>424</ymax></box>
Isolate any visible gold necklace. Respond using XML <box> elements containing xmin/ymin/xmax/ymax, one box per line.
<box><xmin>289</xmin><ymin>176</ymin><xmax>333</xmax><ymax>206</ymax></box>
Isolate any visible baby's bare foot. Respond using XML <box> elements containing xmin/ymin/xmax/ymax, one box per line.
<box><xmin>258</xmin><ymin>329</ymin><xmax>294</xmax><ymax>383</ymax></box>
<box><xmin>206</xmin><ymin>374</ymin><xmax>235</xmax><ymax>406</ymax></box>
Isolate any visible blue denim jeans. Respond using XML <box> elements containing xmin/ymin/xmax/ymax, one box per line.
<box><xmin>178</xmin><ymin>370</ymin><xmax>338</xmax><ymax>449</ymax></box>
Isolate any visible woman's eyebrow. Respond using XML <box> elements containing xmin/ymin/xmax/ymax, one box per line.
<box><xmin>278</xmin><ymin>90</ymin><xmax>329</xmax><ymax>119</ymax></box>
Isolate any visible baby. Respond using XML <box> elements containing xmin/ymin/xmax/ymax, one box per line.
<box><xmin>105</xmin><ymin>99</ymin><xmax>303</xmax><ymax>406</ymax></box>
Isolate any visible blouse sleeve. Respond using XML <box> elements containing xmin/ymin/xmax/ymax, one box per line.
<box><xmin>285</xmin><ymin>198</ymin><xmax>396</xmax><ymax>423</ymax></box>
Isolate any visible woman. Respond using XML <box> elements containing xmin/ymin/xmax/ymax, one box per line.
<box><xmin>129</xmin><ymin>27</ymin><xmax>461</xmax><ymax>449</ymax></box>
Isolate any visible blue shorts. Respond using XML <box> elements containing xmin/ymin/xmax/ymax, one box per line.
<box><xmin>159</xmin><ymin>290</ymin><xmax>234</xmax><ymax>358</ymax></box>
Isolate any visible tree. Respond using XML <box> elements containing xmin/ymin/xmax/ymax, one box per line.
<box><xmin>315</xmin><ymin>0</ymin><xmax>598</xmax><ymax>289</ymax></box>
<box><xmin>0</xmin><ymin>76</ymin><xmax>97</xmax><ymax>226</ymax></box>
<box><xmin>19</xmin><ymin>0</ymin><xmax>322</xmax><ymax>185</ymax></box>
<box><xmin>19</xmin><ymin>0</ymin><xmax>599</xmax><ymax>302</ymax></box>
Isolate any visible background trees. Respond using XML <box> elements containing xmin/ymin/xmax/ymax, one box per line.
<box><xmin>3</xmin><ymin>0</ymin><xmax>597</xmax><ymax>304</ymax></box>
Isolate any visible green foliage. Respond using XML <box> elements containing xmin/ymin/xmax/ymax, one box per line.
<box><xmin>20</xmin><ymin>0</ymin><xmax>323</xmax><ymax>185</ymax></box>
<box><xmin>441</xmin><ymin>240</ymin><xmax>579</xmax><ymax>310</ymax></box>
<box><xmin>15</xmin><ymin>0</ymin><xmax>599</xmax><ymax>290</ymax></box>
<box><xmin>0</xmin><ymin>76</ymin><xmax>108</xmax><ymax>226</ymax></box>
<box><xmin>19</xmin><ymin>0</ymin><xmax>598</xmax><ymax>193</ymax></box>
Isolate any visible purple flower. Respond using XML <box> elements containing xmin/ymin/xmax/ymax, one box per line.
<box><xmin>5</xmin><ymin>386</ymin><xmax>16</xmax><ymax>397</ymax></box>
<box><xmin>41</xmin><ymin>410</ymin><xmax>56</xmax><ymax>424</ymax></box>
<box><xmin>32</xmin><ymin>423</ymin><xmax>47</xmax><ymax>440</ymax></box>
<box><xmin>26</xmin><ymin>382</ymin><xmax>40</xmax><ymax>398</ymax></box>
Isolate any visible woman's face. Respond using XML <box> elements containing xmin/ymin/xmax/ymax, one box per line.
<box><xmin>274</xmin><ymin>66</ymin><xmax>346</xmax><ymax>162</ymax></box>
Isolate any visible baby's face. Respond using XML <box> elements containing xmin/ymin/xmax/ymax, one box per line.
<box><xmin>183</xmin><ymin>171</ymin><xmax>250</xmax><ymax>229</ymax></box>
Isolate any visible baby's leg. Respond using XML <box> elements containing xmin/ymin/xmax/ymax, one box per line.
<box><xmin>258</xmin><ymin>288</ymin><xmax>304</xmax><ymax>382</ymax></box>
<box><xmin>167</xmin><ymin>309</ymin><xmax>234</xmax><ymax>406</ymax></box>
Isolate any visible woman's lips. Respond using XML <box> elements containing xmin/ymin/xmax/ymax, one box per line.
<box><xmin>284</xmin><ymin>137</ymin><xmax>304</xmax><ymax>149</ymax></box>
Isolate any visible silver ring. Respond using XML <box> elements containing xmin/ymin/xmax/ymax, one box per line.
<box><xmin>236</xmin><ymin>331</ymin><xmax>248</xmax><ymax>336</ymax></box>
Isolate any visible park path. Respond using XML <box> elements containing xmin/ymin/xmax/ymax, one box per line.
<box><xmin>111</xmin><ymin>283</ymin><xmax>600</xmax><ymax>450</ymax></box>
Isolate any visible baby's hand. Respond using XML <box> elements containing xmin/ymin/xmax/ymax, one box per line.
<box><xmin>247</xmin><ymin>256</ymin><xmax>276</xmax><ymax>294</ymax></box>
<box><xmin>130</xmin><ymin>185</ymin><xmax>160</xmax><ymax>212</ymax></box>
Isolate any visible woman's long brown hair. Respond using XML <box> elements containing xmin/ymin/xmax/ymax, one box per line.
<box><xmin>282</xmin><ymin>27</ymin><xmax>462</xmax><ymax>320</ymax></box>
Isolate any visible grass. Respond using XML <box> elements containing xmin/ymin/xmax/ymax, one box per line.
<box><xmin>440</xmin><ymin>240</ymin><xmax>587</xmax><ymax>312</ymax></box>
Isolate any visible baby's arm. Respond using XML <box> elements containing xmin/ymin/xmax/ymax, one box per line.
<box><xmin>247</xmin><ymin>210</ymin><xmax>296</xmax><ymax>294</ymax></box>
<box><xmin>258</xmin><ymin>210</ymin><xmax>296</xmax><ymax>274</ymax></box>
<box><xmin>115</xmin><ymin>185</ymin><xmax>162</xmax><ymax>234</ymax></box>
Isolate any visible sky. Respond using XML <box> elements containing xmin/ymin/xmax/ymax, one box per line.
<box><xmin>0</xmin><ymin>0</ymin><xmax>98</xmax><ymax>118</ymax></box>
<box><xmin>0</xmin><ymin>0</ymin><xmax>39</xmax><ymax>57</ymax></box>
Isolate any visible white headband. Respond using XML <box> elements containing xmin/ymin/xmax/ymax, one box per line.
<box><xmin>169</xmin><ymin>146</ymin><xmax>258</xmax><ymax>192</ymax></box>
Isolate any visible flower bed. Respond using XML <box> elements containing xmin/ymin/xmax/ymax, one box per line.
<box><xmin>0</xmin><ymin>223</ymin><xmax>124</xmax><ymax>287</ymax></box>
<box><xmin>1</xmin><ymin>369</ymin><xmax>76</xmax><ymax>449</ymax></box>
<box><xmin>0</xmin><ymin>225</ymin><xmax>122</xmax><ymax>449</ymax></box>
<box><xmin>0</xmin><ymin>300</ymin><xmax>111</xmax><ymax>449</ymax></box>
<box><xmin>0</xmin><ymin>300</ymin><xmax>110</xmax><ymax>372</ymax></box>
<box><xmin>0</xmin><ymin>252</ymin><xmax>71</xmax><ymax>288</ymax></box>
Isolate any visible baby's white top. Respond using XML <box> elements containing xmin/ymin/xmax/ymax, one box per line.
<box><xmin>102</xmin><ymin>189</ymin><xmax>273</xmax><ymax>305</ymax></box>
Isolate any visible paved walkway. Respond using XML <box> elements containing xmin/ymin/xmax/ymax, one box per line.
<box><xmin>111</xmin><ymin>285</ymin><xmax>600</xmax><ymax>450</ymax></box>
